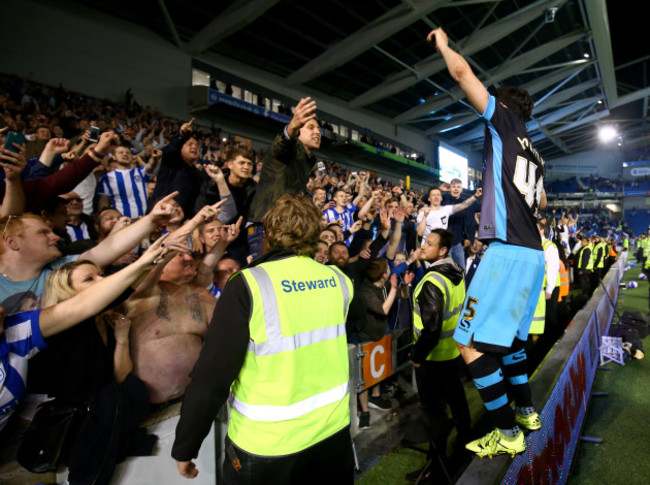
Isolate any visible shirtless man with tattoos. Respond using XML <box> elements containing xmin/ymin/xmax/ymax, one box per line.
<box><xmin>126</xmin><ymin>251</ymin><xmax>216</xmax><ymax>404</ymax></box>
<box><xmin>125</xmin><ymin>202</ymin><xmax>238</xmax><ymax>404</ymax></box>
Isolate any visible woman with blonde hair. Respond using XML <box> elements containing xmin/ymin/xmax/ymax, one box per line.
<box><xmin>0</xmin><ymin>238</ymin><xmax>166</xmax><ymax>434</ymax></box>
<box><xmin>18</xmin><ymin>236</ymin><xmax>175</xmax><ymax>484</ymax></box>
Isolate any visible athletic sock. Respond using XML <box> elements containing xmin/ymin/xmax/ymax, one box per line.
<box><xmin>515</xmin><ymin>406</ymin><xmax>536</xmax><ymax>416</ymax></box>
<box><xmin>501</xmin><ymin>339</ymin><xmax>533</xmax><ymax>408</ymax></box>
<box><xmin>497</xmin><ymin>426</ymin><xmax>521</xmax><ymax>439</ymax></box>
<box><xmin>467</xmin><ymin>354</ymin><xmax>516</xmax><ymax>430</ymax></box>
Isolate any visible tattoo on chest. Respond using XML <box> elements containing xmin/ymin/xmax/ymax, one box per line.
<box><xmin>156</xmin><ymin>289</ymin><xmax>172</xmax><ymax>321</ymax></box>
<box><xmin>185</xmin><ymin>293</ymin><xmax>203</xmax><ymax>323</ymax></box>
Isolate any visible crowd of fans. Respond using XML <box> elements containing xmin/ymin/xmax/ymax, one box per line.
<box><xmin>0</xmin><ymin>73</ymin><xmax>635</xmax><ymax>482</ymax></box>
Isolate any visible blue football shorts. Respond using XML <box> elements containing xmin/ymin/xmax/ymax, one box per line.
<box><xmin>453</xmin><ymin>241</ymin><xmax>545</xmax><ymax>352</ymax></box>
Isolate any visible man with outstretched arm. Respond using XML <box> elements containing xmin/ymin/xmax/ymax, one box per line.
<box><xmin>249</xmin><ymin>97</ymin><xmax>321</xmax><ymax>222</ymax></box>
<box><xmin>428</xmin><ymin>27</ymin><xmax>547</xmax><ymax>459</ymax></box>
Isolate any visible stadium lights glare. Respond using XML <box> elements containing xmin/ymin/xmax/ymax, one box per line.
<box><xmin>598</xmin><ymin>125</ymin><xmax>618</xmax><ymax>143</ymax></box>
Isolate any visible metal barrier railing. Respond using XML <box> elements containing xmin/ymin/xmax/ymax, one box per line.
<box><xmin>349</xmin><ymin>328</ymin><xmax>413</xmax><ymax>436</ymax></box>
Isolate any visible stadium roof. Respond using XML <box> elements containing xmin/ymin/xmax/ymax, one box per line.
<box><xmin>72</xmin><ymin>0</ymin><xmax>649</xmax><ymax>160</ymax></box>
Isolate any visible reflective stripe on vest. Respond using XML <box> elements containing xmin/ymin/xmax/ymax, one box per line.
<box><xmin>245</xmin><ymin>265</ymin><xmax>350</xmax><ymax>356</ymax></box>
<box><xmin>229</xmin><ymin>256</ymin><xmax>352</xmax><ymax>456</ymax></box>
<box><xmin>229</xmin><ymin>381</ymin><xmax>349</xmax><ymax>422</ymax></box>
<box><xmin>412</xmin><ymin>269</ymin><xmax>465</xmax><ymax>361</ymax></box>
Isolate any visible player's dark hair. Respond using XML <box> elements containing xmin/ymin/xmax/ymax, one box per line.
<box><xmin>495</xmin><ymin>86</ymin><xmax>534</xmax><ymax>121</ymax></box>
<box><xmin>431</xmin><ymin>228</ymin><xmax>454</xmax><ymax>252</ymax></box>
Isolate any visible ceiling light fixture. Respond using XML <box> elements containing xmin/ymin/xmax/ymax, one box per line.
<box><xmin>545</xmin><ymin>7</ymin><xmax>558</xmax><ymax>23</ymax></box>
<box><xmin>598</xmin><ymin>125</ymin><xmax>618</xmax><ymax>143</ymax></box>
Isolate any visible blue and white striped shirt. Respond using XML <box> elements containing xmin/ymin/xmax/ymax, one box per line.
<box><xmin>66</xmin><ymin>221</ymin><xmax>91</xmax><ymax>242</ymax></box>
<box><xmin>207</xmin><ymin>283</ymin><xmax>222</xmax><ymax>300</ymax></box>
<box><xmin>98</xmin><ymin>166</ymin><xmax>149</xmax><ymax>218</ymax></box>
<box><xmin>0</xmin><ymin>310</ymin><xmax>47</xmax><ymax>429</ymax></box>
<box><xmin>323</xmin><ymin>203</ymin><xmax>357</xmax><ymax>232</ymax></box>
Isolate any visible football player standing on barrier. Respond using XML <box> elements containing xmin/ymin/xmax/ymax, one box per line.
<box><xmin>407</xmin><ymin>228</ymin><xmax>472</xmax><ymax>482</ymax></box>
<box><xmin>172</xmin><ymin>194</ymin><xmax>355</xmax><ymax>483</ymax></box>
<box><xmin>428</xmin><ymin>27</ymin><xmax>546</xmax><ymax>459</ymax></box>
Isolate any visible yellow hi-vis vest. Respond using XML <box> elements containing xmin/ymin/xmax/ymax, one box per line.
<box><xmin>530</xmin><ymin>238</ymin><xmax>560</xmax><ymax>335</ymax></box>
<box><xmin>578</xmin><ymin>244</ymin><xmax>594</xmax><ymax>271</ymax></box>
<box><xmin>228</xmin><ymin>256</ymin><xmax>353</xmax><ymax>456</ymax></box>
<box><xmin>530</xmin><ymin>288</ymin><xmax>546</xmax><ymax>335</ymax></box>
<box><xmin>643</xmin><ymin>244</ymin><xmax>650</xmax><ymax>261</ymax></box>
<box><xmin>412</xmin><ymin>269</ymin><xmax>465</xmax><ymax>361</ymax></box>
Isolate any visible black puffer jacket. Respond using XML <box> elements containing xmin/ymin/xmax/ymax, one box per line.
<box><xmin>411</xmin><ymin>257</ymin><xmax>465</xmax><ymax>364</ymax></box>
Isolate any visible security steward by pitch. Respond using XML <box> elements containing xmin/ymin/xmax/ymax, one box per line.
<box><xmin>407</xmin><ymin>229</ymin><xmax>472</xmax><ymax>481</ymax></box>
<box><xmin>172</xmin><ymin>194</ymin><xmax>354</xmax><ymax>484</ymax></box>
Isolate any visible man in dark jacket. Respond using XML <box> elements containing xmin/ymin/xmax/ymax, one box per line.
<box><xmin>195</xmin><ymin>147</ymin><xmax>256</xmax><ymax>265</ymax></box>
<box><xmin>249</xmin><ymin>97</ymin><xmax>320</xmax><ymax>223</ymax></box>
<box><xmin>148</xmin><ymin>118</ymin><xmax>205</xmax><ymax>218</ymax></box>
<box><xmin>406</xmin><ymin>228</ymin><xmax>472</xmax><ymax>482</ymax></box>
<box><xmin>575</xmin><ymin>236</ymin><xmax>593</xmax><ymax>295</ymax></box>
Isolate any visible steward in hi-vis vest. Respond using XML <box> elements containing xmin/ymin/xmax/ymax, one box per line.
<box><xmin>591</xmin><ymin>236</ymin><xmax>606</xmax><ymax>285</ymax></box>
<box><xmin>529</xmin><ymin>233</ymin><xmax>560</xmax><ymax>336</ymax></box>
<box><xmin>172</xmin><ymin>194</ymin><xmax>356</xmax><ymax>483</ymax></box>
<box><xmin>576</xmin><ymin>237</ymin><xmax>593</xmax><ymax>295</ymax></box>
<box><xmin>409</xmin><ymin>229</ymin><xmax>472</xmax><ymax>464</ymax></box>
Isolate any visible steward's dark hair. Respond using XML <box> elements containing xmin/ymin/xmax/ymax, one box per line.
<box><xmin>431</xmin><ymin>228</ymin><xmax>454</xmax><ymax>252</ymax></box>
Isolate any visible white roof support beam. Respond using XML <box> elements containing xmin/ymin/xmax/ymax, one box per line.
<box><xmin>157</xmin><ymin>0</ymin><xmax>182</xmax><ymax>48</ymax></box>
<box><xmin>426</xmin><ymin>64</ymin><xmax>588</xmax><ymax>135</ymax></box>
<box><xmin>187</xmin><ymin>0</ymin><xmax>280</xmax><ymax>55</ymax></box>
<box><xmin>451</xmin><ymin>98</ymin><xmax>597</xmax><ymax>144</ymax></box>
<box><xmin>530</xmin><ymin>97</ymin><xmax>602</xmax><ymax>131</ymax></box>
<box><xmin>537</xmin><ymin>125</ymin><xmax>572</xmax><ymax>154</ymax></box>
<box><xmin>534</xmin><ymin>79</ymin><xmax>600</xmax><ymax>114</ymax></box>
<box><xmin>544</xmin><ymin>107</ymin><xmax>610</xmax><ymax>136</ymax></box>
<box><xmin>583</xmin><ymin>0</ymin><xmax>617</xmax><ymax>106</ymax></box>
<box><xmin>395</xmin><ymin>31</ymin><xmax>585</xmax><ymax>123</ymax></box>
<box><xmin>285</xmin><ymin>0</ymin><xmax>449</xmax><ymax>86</ymax></box>
<box><xmin>349</xmin><ymin>0</ymin><xmax>567</xmax><ymax>108</ymax></box>
<box><xmin>612</xmin><ymin>87</ymin><xmax>650</xmax><ymax>108</ymax></box>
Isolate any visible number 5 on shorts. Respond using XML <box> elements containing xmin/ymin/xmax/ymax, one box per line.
<box><xmin>463</xmin><ymin>297</ymin><xmax>479</xmax><ymax>320</ymax></box>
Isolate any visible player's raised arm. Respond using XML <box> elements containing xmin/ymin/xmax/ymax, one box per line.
<box><xmin>427</xmin><ymin>28</ymin><xmax>489</xmax><ymax>115</ymax></box>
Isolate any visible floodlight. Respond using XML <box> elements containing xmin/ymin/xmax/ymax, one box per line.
<box><xmin>598</xmin><ymin>125</ymin><xmax>617</xmax><ymax>143</ymax></box>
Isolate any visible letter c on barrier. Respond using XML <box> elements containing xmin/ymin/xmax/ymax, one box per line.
<box><xmin>370</xmin><ymin>345</ymin><xmax>385</xmax><ymax>378</ymax></box>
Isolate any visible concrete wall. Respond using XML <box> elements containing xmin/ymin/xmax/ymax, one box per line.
<box><xmin>1</xmin><ymin>0</ymin><xmax>191</xmax><ymax>120</ymax></box>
